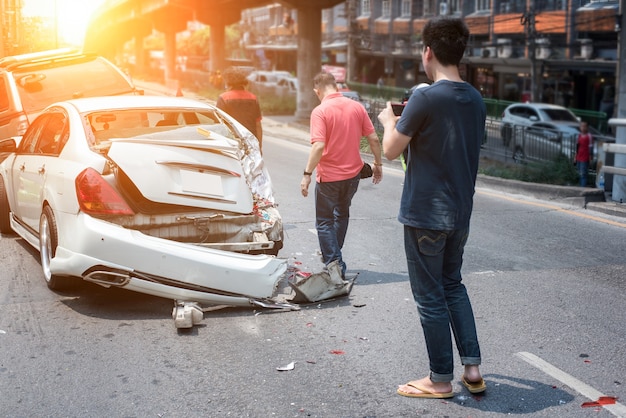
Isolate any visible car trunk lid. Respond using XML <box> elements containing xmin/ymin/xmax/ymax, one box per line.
<box><xmin>107</xmin><ymin>130</ymin><xmax>254</xmax><ymax>214</ymax></box>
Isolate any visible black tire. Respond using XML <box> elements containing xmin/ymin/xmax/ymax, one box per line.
<box><xmin>0</xmin><ymin>177</ymin><xmax>13</xmax><ymax>234</ymax></box>
<box><xmin>512</xmin><ymin>147</ymin><xmax>526</xmax><ymax>164</ymax></box>
<box><xmin>39</xmin><ymin>205</ymin><xmax>66</xmax><ymax>290</ymax></box>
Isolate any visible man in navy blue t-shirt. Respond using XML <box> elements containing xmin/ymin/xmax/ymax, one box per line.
<box><xmin>378</xmin><ymin>17</ymin><xmax>487</xmax><ymax>399</ymax></box>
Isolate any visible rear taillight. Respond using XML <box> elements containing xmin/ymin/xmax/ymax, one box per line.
<box><xmin>75</xmin><ymin>168</ymin><xmax>134</xmax><ymax>215</ymax></box>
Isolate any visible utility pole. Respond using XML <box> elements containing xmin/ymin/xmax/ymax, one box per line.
<box><xmin>522</xmin><ymin>2</ymin><xmax>538</xmax><ymax>101</ymax></box>
<box><xmin>346</xmin><ymin>0</ymin><xmax>357</xmax><ymax>84</ymax></box>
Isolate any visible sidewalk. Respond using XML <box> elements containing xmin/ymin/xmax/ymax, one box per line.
<box><xmin>137</xmin><ymin>79</ymin><xmax>626</xmax><ymax>219</ymax></box>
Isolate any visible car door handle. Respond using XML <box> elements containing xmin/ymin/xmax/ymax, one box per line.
<box><xmin>19</xmin><ymin>163</ymin><xmax>25</xmax><ymax>171</ymax></box>
<box><xmin>38</xmin><ymin>165</ymin><xmax>45</xmax><ymax>175</ymax></box>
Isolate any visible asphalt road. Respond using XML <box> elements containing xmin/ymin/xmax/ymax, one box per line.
<box><xmin>2</xmin><ymin>126</ymin><xmax>626</xmax><ymax>417</ymax></box>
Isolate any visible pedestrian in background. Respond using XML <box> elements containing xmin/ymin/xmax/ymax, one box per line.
<box><xmin>378</xmin><ymin>17</ymin><xmax>486</xmax><ymax>399</ymax></box>
<box><xmin>216</xmin><ymin>67</ymin><xmax>263</xmax><ymax>150</ymax></box>
<box><xmin>377</xmin><ymin>76</ymin><xmax>385</xmax><ymax>97</ymax></box>
<box><xmin>301</xmin><ymin>72</ymin><xmax>383</xmax><ymax>279</ymax></box>
<box><xmin>575</xmin><ymin>120</ymin><xmax>593</xmax><ymax>187</ymax></box>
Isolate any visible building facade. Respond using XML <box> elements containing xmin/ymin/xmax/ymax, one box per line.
<box><xmin>242</xmin><ymin>0</ymin><xmax>618</xmax><ymax>115</ymax></box>
<box><xmin>353</xmin><ymin>0</ymin><xmax>618</xmax><ymax>114</ymax></box>
<box><xmin>0</xmin><ymin>0</ymin><xmax>23</xmax><ymax>57</ymax></box>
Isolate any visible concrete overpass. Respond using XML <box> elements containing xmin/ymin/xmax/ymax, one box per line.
<box><xmin>84</xmin><ymin>0</ymin><xmax>345</xmax><ymax>119</ymax></box>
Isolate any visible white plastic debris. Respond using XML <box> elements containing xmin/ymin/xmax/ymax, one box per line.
<box><xmin>276</xmin><ymin>361</ymin><xmax>296</xmax><ymax>371</ymax></box>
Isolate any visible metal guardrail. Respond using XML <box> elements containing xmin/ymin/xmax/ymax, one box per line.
<box><xmin>603</xmin><ymin>116</ymin><xmax>626</xmax><ymax>179</ymax></box>
<box><xmin>601</xmin><ymin>143</ymin><xmax>626</xmax><ymax>177</ymax></box>
<box><xmin>362</xmin><ymin>97</ymin><xmax>613</xmax><ymax>170</ymax></box>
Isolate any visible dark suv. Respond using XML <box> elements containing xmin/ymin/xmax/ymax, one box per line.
<box><xmin>0</xmin><ymin>48</ymin><xmax>142</xmax><ymax>141</ymax></box>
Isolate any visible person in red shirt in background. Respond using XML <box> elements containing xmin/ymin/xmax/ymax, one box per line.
<box><xmin>575</xmin><ymin>121</ymin><xmax>593</xmax><ymax>187</ymax></box>
<box><xmin>216</xmin><ymin>67</ymin><xmax>263</xmax><ymax>151</ymax></box>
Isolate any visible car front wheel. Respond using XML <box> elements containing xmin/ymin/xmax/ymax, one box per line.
<box><xmin>40</xmin><ymin>205</ymin><xmax>65</xmax><ymax>290</ymax></box>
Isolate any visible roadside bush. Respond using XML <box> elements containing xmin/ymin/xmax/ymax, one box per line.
<box><xmin>479</xmin><ymin>154</ymin><xmax>579</xmax><ymax>186</ymax></box>
<box><xmin>257</xmin><ymin>93</ymin><xmax>296</xmax><ymax>115</ymax></box>
<box><xmin>194</xmin><ymin>87</ymin><xmax>296</xmax><ymax>116</ymax></box>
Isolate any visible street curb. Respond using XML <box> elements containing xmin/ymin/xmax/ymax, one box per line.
<box><xmin>476</xmin><ymin>175</ymin><xmax>606</xmax><ymax>207</ymax></box>
<box><xmin>586</xmin><ymin>201</ymin><xmax>626</xmax><ymax>217</ymax></box>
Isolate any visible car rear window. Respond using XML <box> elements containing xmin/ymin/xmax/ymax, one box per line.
<box><xmin>87</xmin><ymin>109</ymin><xmax>235</xmax><ymax>144</ymax></box>
<box><xmin>15</xmin><ymin>58</ymin><xmax>134</xmax><ymax>113</ymax></box>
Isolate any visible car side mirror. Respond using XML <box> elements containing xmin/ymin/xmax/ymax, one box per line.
<box><xmin>0</xmin><ymin>137</ymin><xmax>17</xmax><ymax>153</ymax></box>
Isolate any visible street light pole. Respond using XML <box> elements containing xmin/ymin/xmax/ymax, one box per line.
<box><xmin>346</xmin><ymin>0</ymin><xmax>356</xmax><ymax>84</ymax></box>
<box><xmin>522</xmin><ymin>3</ymin><xmax>538</xmax><ymax>101</ymax></box>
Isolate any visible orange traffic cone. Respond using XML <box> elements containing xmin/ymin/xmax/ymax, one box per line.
<box><xmin>176</xmin><ymin>86</ymin><xmax>183</xmax><ymax>97</ymax></box>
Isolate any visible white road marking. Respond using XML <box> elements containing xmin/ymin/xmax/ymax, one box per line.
<box><xmin>516</xmin><ymin>351</ymin><xmax>626</xmax><ymax>417</ymax></box>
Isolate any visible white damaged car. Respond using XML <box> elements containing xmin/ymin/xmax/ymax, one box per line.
<box><xmin>0</xmin><ymin>95</ymin><xmax>288</xmax><ymax>310</ymax></box>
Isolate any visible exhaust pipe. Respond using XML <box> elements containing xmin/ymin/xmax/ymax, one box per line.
<box><xmin>83</xmin><ymin>266</ymin><xmax>131</xmax><ymax>287</ymax></box>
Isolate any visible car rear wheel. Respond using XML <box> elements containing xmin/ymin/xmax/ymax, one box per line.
<box><xmin>40</xmin><ymin>205</ymin><xmax>65</xmax><ymax>290</ymax></box>
<box><xmin>0</xmin><ymin>178</ymin><xmax>13</xmax><ymax>234</ymax></box>
<box><xmin>512</xmin><ymin>146</ymin><xmax>526</xmax><ymax>164</ymax></box>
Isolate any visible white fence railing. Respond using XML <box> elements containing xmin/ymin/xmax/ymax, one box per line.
<box><xmin>606</xmin><ymin>119</ymin><xmax>626</xmax><ymax>178</ymax></box>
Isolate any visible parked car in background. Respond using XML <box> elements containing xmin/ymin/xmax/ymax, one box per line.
<box><xmin>0</xmin><ymin>48</ymin><xmax>142</xmax><ymax>142</ymax></box>
<box><xmin>275</xmin><ymin>76</ymin><xmax>297</xmax><ymax>99</ymax></box>
<box><xmin>246</xmin><ymin>70</ymin><xmax>293</xmax><ymax>95</ymax></box>
<box><xmin>341</xmin><ymin>90</ymin><xmax>371</xmax><ymax>113</ymax></box>
<box><xmin>401</xmin><ymin>84</ymin><xmax>419</xmax><ymax>104</ymax></box>
<box><xmin>400</xmin><ymin>82</ymin><xmax>430</xmax><ymax>104</ymax></box>
<box><xmin>500</xmin><ymin>102</ymin><xmax>580</xmax><ymax>146</ymax></box>
<box><xmin>508</xmin><ymin>120</ymin><xmax>611</xmax><ymax>164</ymax></box>
<box><xmin>0</xmin><ymin>95</ymin><xmax>286</xmax><ymax>308</ymax></box>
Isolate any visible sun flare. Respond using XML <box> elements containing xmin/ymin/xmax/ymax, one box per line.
<box><xmin>21</xmin><ymin>0</ymin><xmax>106</xmax><ymax>46</ymax></box>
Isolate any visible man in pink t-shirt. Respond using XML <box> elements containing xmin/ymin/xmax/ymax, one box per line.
<box><xmin>300</xmin><ymin>72</ymin><xmax>382</xmax><ymax>277</ymax></box>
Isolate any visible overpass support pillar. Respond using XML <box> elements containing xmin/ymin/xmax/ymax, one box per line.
<box><xmin>209</xmin><ymin>23</ymin><xmax>226</xmax><ymax>73</ymax></box>
<box><xmin>613</xmin><ymin>5</ymin><xmax>626</xmax><ymax>202</ymax></box>
<box><xmin>295</xmin><ymin>6</ymin><xmax>322</xmax><ymax>120</ymax></box>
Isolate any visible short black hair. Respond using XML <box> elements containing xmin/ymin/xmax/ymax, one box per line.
<box><xmin>422</xmin><ymin>17</ymin><xmax>470</xmax><ymax>66</ymax></box>
<box><xmin>222</xmin><ymin>67</ymin><xmax>249</xmax><ymax>88</ymax></box>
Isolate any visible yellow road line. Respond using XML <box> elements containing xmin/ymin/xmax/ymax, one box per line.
<box><xmin>477</xmin><ymin>190</ymin><xmax>626</xmax><ymax>229</ymax></box>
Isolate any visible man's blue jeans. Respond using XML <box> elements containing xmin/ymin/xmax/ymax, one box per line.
<box><xmin>577</xmin><ymin>161</ymin><xmax>589</xmax><ymax>187</ymax></box>
<box><xmin>315</xmin><ymin>174</ymin><xmax>360</xmax><ymax>277</ymax></box>
<box><xmin>404</xmin><ymin>226</ymin><xmax>481</xmax><ymax>383</ymax></box>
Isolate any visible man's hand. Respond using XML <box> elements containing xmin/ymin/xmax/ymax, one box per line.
<box><xmin>378</xmin><ymin>102</ymin><xmax>400</xmax><ymax>127</ymax></box>
<box><xmin>301</xmin><ymin>175</ymin><xmax>311</xmax><ymax>197</ymax></box>
<box><xmin>372</xmin><ymin>164</ymin><xmax>383</xmax><ymax>184</ymax></box>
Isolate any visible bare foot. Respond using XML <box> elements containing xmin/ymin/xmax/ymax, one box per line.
<box><xmin>397</xmin><ymin>376</ymin><xmax>452</xmax><ymax>396</ymax></box>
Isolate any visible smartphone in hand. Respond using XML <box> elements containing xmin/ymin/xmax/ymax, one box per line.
<box><xmin>391</xmin><ymin>102</ymin><xmax>405</xmax><ymax>116</ymax></box>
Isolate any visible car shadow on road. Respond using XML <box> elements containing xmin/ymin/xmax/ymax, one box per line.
<box><xmin>57</xmin><ymin>282</ymin><xmax>175</xmax><ymax>320</ymax></box>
